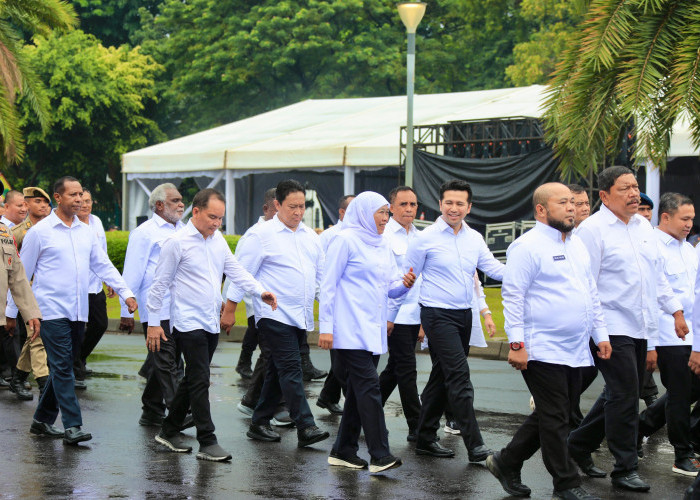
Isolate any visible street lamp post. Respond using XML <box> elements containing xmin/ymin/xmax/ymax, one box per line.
<box><xmin>398</xmin><ymin>1</ymin><xmax>426</xmax><ymax>188</ymax></box>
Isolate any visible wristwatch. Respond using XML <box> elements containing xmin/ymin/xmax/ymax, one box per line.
<box><xmin>481</xmin><ymin>309</ymin><xmax>492</xmax><ymax>318</ymax></box>
<box><xmin>510</xmin><ymin>342</ymin><xmax>524</xmax><ymax>351</ymax></box>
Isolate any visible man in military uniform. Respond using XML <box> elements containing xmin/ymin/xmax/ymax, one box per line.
<box><xmin>0</xmin><ymin>222</ymin><xmax>42</xmax><ymax>405</ymax></box>
<box><xmin>7</xmin><ymin>187</ymin><xmax>51</xmax><ymax>399</ymax></box>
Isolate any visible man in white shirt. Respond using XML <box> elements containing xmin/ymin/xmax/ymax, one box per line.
<box><xmin>119</xmin><ymin>183</ymin><xmax>186</xmax><ymax>428</ymax></box>
<box><xmin>317</xmin><ymin>194</ymin><xmax>355</xmax><ymax>414</ymax></box>
<box><xmin>569</xmin><ymin>184</ymin><xmax>590</xmax><ymax>230</ymax></box>
<box><xmin>487</xmin><ymin>182</ymin><xmax>611</xmax><ymax>500</ymax></box>
<box><xmin>404</xmin><ymin>179</ymin><xmax>505</xmax><ymax>461</ymax></box>
<box><xmin>567</xmin><ymin>166</ymin><xmax>688</xmax><ymax>492</ymax></box>
<box><xmin>224</xmin><ymin>180</ymin><xmax>329</xmax><ymax>448</ymax></box>
<box><xmin>686</xmin><ymin>254</ymin><xmax>700</xmax><ymax>498</ymax></box>
<box><xmin>0</xmin><ymin>190</ymin><xmax>27</xmax><ymax>227</ymax></box>
<box><xmin>72</xmin><ymin>188</ymin><xmax>111</xmax><ymax>390</ymax></box>
<box><xmin>12</xmin><ymin>176</ymin><xmax>137</xmax><ymax>445</ymax></box>
<box><xmin>637</xmin><ymin>193</ymin><xmax>700</xmax><ymax>475</ymax></box>
<box><xmin>235</xmin><ymin>187</ymin><xmax>277</xmax><ymax>380</ymax></box>
<box><xmin>148</xmin><ymin>188</ymin><xmax>276</xmax><ymax>462</ymax></box>
<box><xmin>379</xmin><ymin>186</ymin><xmax>423</xmax><ymax>441</ymax></box>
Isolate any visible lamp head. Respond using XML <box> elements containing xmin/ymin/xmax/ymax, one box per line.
<box><xmin>398</xmin><ymin>1</ymin><xmax>427</xmax><ymax>34</ymax></box>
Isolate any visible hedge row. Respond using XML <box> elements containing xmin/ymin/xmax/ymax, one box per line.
<box><xmin>105</xmin><ymin>231</ymin><xmax>242</xmax><ymax>274</ymax></box>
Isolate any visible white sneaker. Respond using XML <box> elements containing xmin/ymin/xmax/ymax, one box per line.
<box><xmin>237</xmin><ymin>401</ymin><xmax>254</xmax><ymax>416</ymax></box>
<box><xmin>443</xmin><ymin>421</ymin><xmax>461</xmax><ymax>435</ymax></box>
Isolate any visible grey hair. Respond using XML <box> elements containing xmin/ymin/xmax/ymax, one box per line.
<box><xmin>149</xmin><ymin>183</ymin><xmax>178</xmax><ymax>212</ymax></box>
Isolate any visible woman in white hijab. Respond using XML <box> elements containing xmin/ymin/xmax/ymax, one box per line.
<box><xmin>319</xmin><ymin>191</ymin><xmax>416</xmax><ymax>474</ymax></box>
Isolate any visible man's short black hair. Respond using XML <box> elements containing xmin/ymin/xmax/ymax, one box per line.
<box><xmin>54</xmin><ymin>176</ymin><xmax>80</xmax><ymax>195</ymax></box>
<box><xmin>658</xmin><ymin>192</ymin><xmax>693</xmax><ymax>218</ymax></box>
<box><xmin>597</xmin><ymin>166</ymin><xmax>634</xmax><ymax>192</ymax></box>
<box><xmin>568</xmin><ymin>184</ymin><xmax>585</xmax><ymax>195</ymax></box>
<box><xmin>388</xmin><ymin>186</ymin><xmax>416</xmax><ymax>204</ymax></box>
<box><xmin>192</xmin><ymin>188</ymin><xmax>225</xmax><ymax>210</ymax></box>
<box><xmin>338</xmin><ymin>194</ymin><xmax>355</xmax><ymax>211</ymax></box>
<box><xmin>439</xmin><ymin>180</ymin><xmax>472</xmax><ymax>203</ymax></box>
<box><xmin>276</xmin><ymin>179</ymin><xmax>305</xmax><ymax>203</ymax></box>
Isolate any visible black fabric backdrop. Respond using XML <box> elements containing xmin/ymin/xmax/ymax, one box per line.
<box><xmin>413</xmin><ymin>148</ymin><xmax>560</xmax><ymax>224</ymax></box>
<box><xmin>232</xmin><ymin>167</ymin><xmax>398</xmax><ymax>234</ymax></box>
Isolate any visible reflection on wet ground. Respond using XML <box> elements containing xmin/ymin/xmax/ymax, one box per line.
<box><xmin>0</xmin><ymin>335</ymin><xmax>689</xmax><ymax>499</ymax></box>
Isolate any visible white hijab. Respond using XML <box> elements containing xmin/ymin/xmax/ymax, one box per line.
<box><xmin>342</xmin><ymin>191</ymin><xmax>389</xmax><ymax>247</ymax></box>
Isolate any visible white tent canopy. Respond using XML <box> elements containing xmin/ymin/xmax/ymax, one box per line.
<box><xmin>121</xmin><ymin>84</ymin><xmax>699</xmax><ymax>230</ymax></box>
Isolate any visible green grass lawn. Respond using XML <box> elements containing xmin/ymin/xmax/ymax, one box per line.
<box><xmin>106</xmin><ymin>287</ymin><xmax>505</xmax><ymax>339</ymax></box>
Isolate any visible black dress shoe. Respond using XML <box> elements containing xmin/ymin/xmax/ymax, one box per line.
<box><xmin>573</xmin><ymin>454</ymin><xmax>607</xmax><ymax>478</ymax></box>
<box><xmin>0</xmin><ymin>377</ymin><xmax>10</xmax><ymax>388</ymax></box>
<box><xmin>235</xmin><ymin>364</ymin><xmax>253</xmax><ymax>379</ymax></box>
<box><xmin>486</xmin><ymin>452</ymin><xmax>531</xmax><ymax>497</ymax></box>
<box><xmin>611</xmin><ymin>472</ymin><xmax>650</xmax><ymax>492</ymax></box>
<box><xmin>138</xmin><ymin>412</ymin><xmax>164</xmax><ymax>427</ymax></box>
<box><xmin>247</xmin><ymin>424</ymin><xmax>281</xmax><ymax>442</ymax></box>
<box><xmin>10</xmin><ymin>372</ymin><xmax>33</xmax><ymax>400</ymax></box>
<box><xmin>30</xmin><ymin>419</ymin><xmax>64</xmax><ymax>437</ymax></box>
<box><xmin>64</xmin><ymin>426</ymin><xmax>92</xmax><ymax>445</ymax></box>
<box><xmin>407</xmin><ymin>430</ymin><xmax>417</xmax><ymax>442</ymax></box>
<box><xmin>416</xmin><ymin>440</ymin><xmax>455</xmax><ymax>458</ymax></box>
<box><xmin>316</xmin><ymin>398</ymin><xmax>343</xmax><ymax>415</ymax></box>
<box><xmin>298</xmin><ymin>425</ymin><xmax>330</xmax><ymax>448</ymax></box>
<box><xmin>468</xmin><ymin>444</ymin><xmax>492</xmax><ymax>462</ymax></box>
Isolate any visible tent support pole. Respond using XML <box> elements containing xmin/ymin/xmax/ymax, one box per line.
<box><xmin>644</xmin><ymin>159</ymin><xmax>660</xmax><ymax>225</ymax></box>
<box><xmin>343</xmin><ymin>165</ymin><xmax>355</xmax><ymax>195</ymax></box>
<box><xmin>225</xmin><ymin>169</ymin><xmax>235</xmax><ymax>234</ymax></box>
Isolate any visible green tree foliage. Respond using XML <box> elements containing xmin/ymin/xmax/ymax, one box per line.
<box><xmin>136</xmin><ymin>0</ymin><xmax>528</xmax><ymax>138</ymax></box>
<box><xmin>69</xmin><ymin>0</ymin><xmax>161</xmax><ymax>47</ymax></box>
<box><xmin>0</xmin><ymin>0</ymin><xmax>77</xmax><ymax>165</ymax></box>
<box><xmin>543</xmin><ymin>0</ymin><xmax>700</xmax><ymax>178</ymax></box>
<box><xmin>506</xmin><ymin>0</ymin><xmax>584</xmax><ymax>86</ymax></box>
<box><xmin>10</xmin><ymin>30</ymin><xmax>164</xmax><ymax>210</ymax></box>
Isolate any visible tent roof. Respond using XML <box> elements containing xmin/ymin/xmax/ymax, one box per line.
<box><xmin>122</xmin><ymin>84</ymin><xmax>698</xmax><ymax>174</ymax></box>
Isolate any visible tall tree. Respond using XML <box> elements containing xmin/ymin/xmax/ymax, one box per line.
<box><xmin>0</xmin><ymin>0</ymin><xmax>77</xmax><ymax>165</ymax></box>
<box><xmin>136</xmin><ymin>0</ymin><xmax>528</xmax><ymax>138</ymax></box>
<box><xmin>69</xmin><ymin>0</ymin><xmax>161</xmax><ymax>47</ymax></box>
<box><xmin>505</xmin><ymin>0</ymin><xmax>583</xmax><ymax>86</ymax></box>
<box><xmin>13</xmin><ymin>30</ymin><xmax>164</xmax><ymax>220</ymax></box>
<box><xmin>543</xmin><ymin>0</ymin><xmax>700</xmax><ymax>177</ymax></box>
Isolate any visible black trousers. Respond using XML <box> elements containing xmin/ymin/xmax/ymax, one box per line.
<box><xmin>332</xmin><ymin>349</ymin><xmax>391</xmax><ymax>460</ymax></box>
<box><xmin>639</xmin><ymin>345</ymin><xmax>700</xmax><ymax>460</ymax></box>
<box><xmin>162</xmin><ymin>329</ymin><xmax>218</xmax><ymax>446</ymax></box>
<box><xmin>318</xmin><ymin>352</ymin><xmax>344</xmax><ymax>404</ymax></box>
<box><xmin>240</xmin><ymin>315</ymin><xmax>258</xmax><ymax>357</ymax></box>
<box><xmin>252</xmin><ymin>319</ymin><xmax>314</xmax><ymax>429</ymax></box>
<box><xmin>568</xmin><ymin>335</ymin><xmax>646</xmax><ymax>477</ymax></box>
<box><xmin>501</xmin><ymin>361</ymin><xmax>583</xmax><ymax>491</ymax></box>
<box><xmin>74</xmin><ymin>291</ymin><xmax>108</xmax><ymax>380</ymax></box>
<box><xmin>1</xmin><ymin>313</ymin><xmax>23</xmax><ymax>371</ymax></box>
<box><xmin>242</xmin><ymin>321</ymin><xmax>272</xmax><ymax>408</ymax></box>
<box><xmin>641</xmin><ymin>369</ymin><xmax>659</xmax><ymax>400</ymax></box>
<box><xmin>379</xmin><ymin>323</ymin><xmax>421</xmax><ymax>431</ymax></box>
<box><xmin>416</xmin><ymin>306</ymin><xmax>484</xmax><ymax>450</ymax></box>
<box><xmin>140</xmin><ymin>320</ymin><xmax>181</xmax><ymax>418</ymax></box>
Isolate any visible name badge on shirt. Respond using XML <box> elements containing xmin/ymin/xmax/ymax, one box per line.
<box><xmin>553</xmin><ymin>255</ymin><xmax>566</xmax><ymax>261</ymax></box>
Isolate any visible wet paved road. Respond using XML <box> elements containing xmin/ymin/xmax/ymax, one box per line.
<box><xmin>0</xmin><ymin>334</ymin><xmax>692</xmax><ymax>499</ymax></box>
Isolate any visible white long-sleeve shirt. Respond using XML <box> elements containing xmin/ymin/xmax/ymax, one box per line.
<box><xmin>86</xmin><ymin>213</ymin><xmax>108</xmax><ymax>294</ymax></box>
<box><xmin>502</xmin><ymin>221</ymin><xmax>609</xmax><ymax>367</ymax></box>
<box><xmin>233</xmin><ymin>216</ymin><xmax>266</xmax><ymax>319</ymax></box>
<box><xmin>0</xmin><ymin>216</ymin><xmax>16</xmax><ymax>228</ymax></box>
<box><xmin>147</xmin><ymin>221</ymin><xmax>263</xmax><ymax>334</ymax></box>
<box><xmin>8</xmin><ymin>210</ymin><xmax>133</xmax><ymax>321</ymax></box>
<box><xmin>404</xmin><ymin>216</ymin><xmax>505</xmax><ymax>310</ymax></box>
<box><xmin>576</xmin><ymin>204</ymin><xmax>682</xmax><ymax>342</ymax></box>
<box><xmin>651</xmin><ymin>228</ymin><xmax>698</xmax><ymax>349</ymax></box>
<box><xmin>227</xmin><ymin>216</ymin><xmax>323</xmax><ymax>331</ymax></box>
<box><xmin>385</xmin><ymin>218</ymin><xmax>422</xmax><ymax>325</ymax></box>
<box><xmin>119</xmin><ymin>214</ymin><xmax>185</xmax><ymax>323</ymax></box>
<box><xmin>319</xmin><ymin>220</ymin><xmax>343</xmax><ymax>254</ymax></box>
<box><xmin>470</xmin><ymin>274</ymin><xmax>489</xmax><ymax>348</ymax></box>
<box><xmin>320</xmin><ymin>230</ymin><xmax>408</xmax><ymax>355</ymax></box>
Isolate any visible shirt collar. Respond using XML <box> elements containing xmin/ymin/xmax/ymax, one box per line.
<box><xmin>152</xmin><ymin>213</ymin><xmax>183</xmax><ymax>229</ymax></box>
<box><xmin>534</xmin><ymin>220</ymin><xmax>568</xmax><ymax>242</ymax></box>
<box><xmin>184</xmin><ymin>219</ymin><xmax>205</xmax><ymax>239</ymax></box>
<box><xmin>387</xmin><ymin>217</ymin><xmax>415</xmax><ymax>234</ymax></box>
<box><xmin>436</xmin><ymin>216</ymin><xmax>465</xmax><ymax>234</ymax></box>
<box><xmin>654</xmin><ymin>226</ymin><xmax>679</xmax><ymax>246</ymax></box>
<box><xmin>272</xmin><ymin>213</ymin><xmax>304</xmax><ymax>233</ymax></box>
<box><xmin>47</xmin><ymin>209</ymin><xmax>79</xmax><ymax>228</ymax></box>
<box><xmin>599</xmin><ymin>203</ymin><xmax>643</xmax><ymax>226</ymax></box>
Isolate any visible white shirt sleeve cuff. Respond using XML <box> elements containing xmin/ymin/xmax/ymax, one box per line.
<box><xmin>591</xmin><ymin>327</ymin><xmax>609</xmax><ymax>346</ymax></box>
<box><xmin>506</xmin><ymin>327</ymin><xmax>524</xmax><ymax>343</ymax></box>
<box><xmin>319</xmin><ymin>320</ymin><xmax>333</xmax><ymax>335</ymax></box>
<box><xmin>661</xmin><ymin>297</ymin><xmax>683</xmax><ymax>316</ymax></box>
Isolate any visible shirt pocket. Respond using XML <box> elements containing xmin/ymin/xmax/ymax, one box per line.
<box><xmin>664</xmin><ymin>259</ymin><xmax>686</xmax><ymax>291</ymax></box>
<box><xmin>2</xmin><ymin>245</ymin><xmax>15</xmax><ymax>269</ymax></box>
